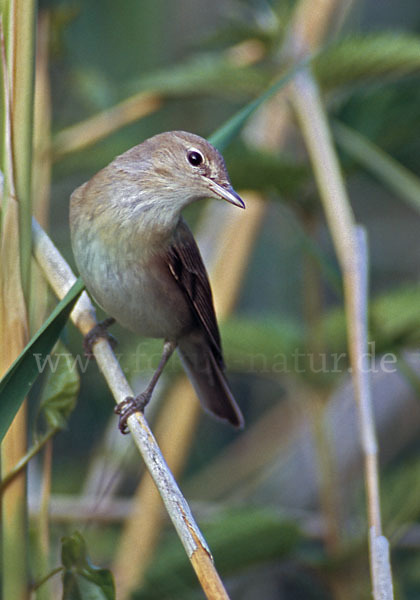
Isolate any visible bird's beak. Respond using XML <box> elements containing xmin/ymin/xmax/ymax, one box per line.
<box><xmin>207</xmin><ymin>179</ymin><xmax>246</xmax><ymax>209</ymax></box>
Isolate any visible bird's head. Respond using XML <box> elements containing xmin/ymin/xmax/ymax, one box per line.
<box><xmin>114</xmin><ymin>131</ymin><xmax>245</xmax><ymax>214</ymax></box>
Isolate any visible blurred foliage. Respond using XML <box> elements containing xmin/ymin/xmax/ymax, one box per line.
<box><xmin>381</xmin><ymin>458</ymin><xmax>420</xmax><ymax>539</ymax></box>
<box><xmin>224</xmin><ymin>142</ymin><xmax>309</xmax><ymax>197</ymax></box>
<box><xmin>322</xmin><ymin>283</ymin><xmax>420</xmax><ymax>355</ymax></box>
<box><xmin>133</xmin><ymin>508</ymin><xmax>301</xmax><ymax>599</ymax></box>
<box><xmin>315</xmin><ymin>33</ymin><xmax>420</xmax><ymax>91</ymax></box>
<box><xmin>7</xmin><ymin>0</ymin><xmax>420</xmax><ymax>598</ymax></box>
<box><xmin>126</xmin><ymin>54</ymin><xmax>271</xmax><ymax>98</ymax></box>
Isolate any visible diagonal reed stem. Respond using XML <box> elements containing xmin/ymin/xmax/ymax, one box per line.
<box><xmin>31</xmin><ymin>217</ymin><xmax>230</xmax><ymax>600</ymax></box>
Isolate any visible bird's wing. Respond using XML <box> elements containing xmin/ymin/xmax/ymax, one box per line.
<box><xmin>167</xmin><ymin>219</ymin><xmax>224</xmax><ymax>367</ymax></box>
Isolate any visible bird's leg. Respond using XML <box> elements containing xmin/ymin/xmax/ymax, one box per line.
<box><xmin>115</xmin><ymin>340</ymin><xmax>176</xmax><ymax>434</ymax></box>
<box><xmin>83</xmin><ymin>317</ymin><xmax>117</xmax><ymax>357</ymax></box>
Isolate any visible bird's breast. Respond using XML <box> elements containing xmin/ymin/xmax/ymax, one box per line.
<box><xmin>71</xmin><ymin>220</ymin><xmax>194</xmax><ymax>340</ymax></box>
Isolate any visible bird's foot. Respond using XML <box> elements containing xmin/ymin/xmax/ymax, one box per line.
<box><xmin>83</xmin><ymin>318</ymin><xmax>117</xmax><ymax>357</ymax></box>
<box><xmin>114</xmin><ymin>392</ymin><xmax>150</xmax><ymax>434</ymax></box>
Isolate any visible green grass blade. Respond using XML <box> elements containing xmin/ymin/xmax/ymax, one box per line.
<box><xmin>334</xmin><ymin>120</ymin><xmax>420</xmax><ymax>213</ymax></box>
<box><xmin>0</xmin><ymin>278</ymin><xmax>84</xmax><ymax>442</ymax></box>
<box><xmin>209</xmin><ymin>56</ymin><xmax>312</xmax><ymax>151</ymax></box>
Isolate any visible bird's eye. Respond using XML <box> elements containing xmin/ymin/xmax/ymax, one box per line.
<box><xmin>187</xmin><ymin>150</ymin><xmax>204</xmax><ymax>167</ymax></box>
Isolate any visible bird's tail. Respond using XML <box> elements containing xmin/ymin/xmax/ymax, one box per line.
<box><xmin>177</xmin><ymin>334</ymin><xmax>244</xmax><ymax>428</ymax></box>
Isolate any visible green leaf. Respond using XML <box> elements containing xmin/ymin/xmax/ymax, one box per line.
<box><xmin>333</xmin><ymin>120</ymin><xmax>420</xmax><ymax>213</ymax></box>
<box><xmin>209</xmin><ymin>55</ymin><xmax>312</xmax><ymax>151</ymax></box>
<box><xmin>0</xmin><ymin>278</ymin><xmax>84</xmax><ymax>442</ymax></box>
<box><xmin>315</xmin><ymin>32</ymin><xmax>420</xmax><ymax>91</ymax></box>
<box><xmin>61</xmin><ymin>532</ymin><xmax>115</xmax><ymax>600</ymax></box>
<box><xmin>38</xmin><ymin>341</ymin><xmax>80</xmax><ymax>431</ymax></box>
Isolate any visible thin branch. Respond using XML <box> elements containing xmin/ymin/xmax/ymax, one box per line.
<box><xmin>0</xmin><ymin>428</ymin><xmax>56</xmax><ymax>494</ymax></box>
<box><xmin>353</xmin><ymin>228</ymin><xmax>382</xmax><ymax>535</ymax></box>
<box><xmin>32</xmin><ymin>566</ymin><xmax>63</xmax><ymax>592</ymax></box>
<box><xmin>31</xmin><ymin>217</ymin><xmax>230</xmax><ymax>600</ymax></box>
<box><xmin>113</xmin><ymin>194</ymin><xmax>266</xmax><ymax>597</ymax></box>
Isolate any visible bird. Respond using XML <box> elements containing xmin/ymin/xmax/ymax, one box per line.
<box><xmin>70</xmin><ymin>130</ymin><xmax>245</xmax><ymax>432</ymax></box>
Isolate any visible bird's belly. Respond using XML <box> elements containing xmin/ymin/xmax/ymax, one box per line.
<box><xmin>74</xmin><ymin>236</ymin><xmax>193</xmax><ymax>340</ymax></box>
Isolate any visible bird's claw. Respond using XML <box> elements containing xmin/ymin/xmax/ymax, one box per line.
<box><xmin>114</xmin><ymin>393</ymin><xmax>150</xmax><ymax>434</ymax></box>
<box><xmin>83</xmin><ymin>318</ymin><xmax>117</xmax><ymax>357</ymax></box>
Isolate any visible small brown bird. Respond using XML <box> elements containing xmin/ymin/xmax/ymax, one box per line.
<box><xmin>70</xmin><ymin>131</ymin><xmax>244</xmax><ymax>431</ymax></box>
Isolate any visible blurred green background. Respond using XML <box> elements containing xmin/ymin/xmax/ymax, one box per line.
<box><xmin>27</xmin><ymin>0</ymin><xmax>420</xmax><ymax>598</ymax></box>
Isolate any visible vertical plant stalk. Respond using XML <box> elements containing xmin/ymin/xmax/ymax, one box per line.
<box><xmin>284</xmin><ymin>3</ymin><xmax>357</xmax><ymax>597</ymax></box>
<box><xmin>354</xmin><ymin>227</ymin><xmax>393</xmax><ymax>600</ymax></box>
<box><xmin>308</xmin><ymin>393</ymin><xmax>342</xmax><ymax>552</ymax></box>
<box><xmin>32</xmin><ymin>17</ymin><xmax>53</xmax><ymax>600</ymax></box>
<box><xmin>10</xmin><ymin>0</ymin><xmax>36</xmax><ymax>298</ymax></box>
<box><xmin>247</xmin><ymin>0</ymin><xmax>347</xmax><ymax>150</ymax></box>
<box><xmin>34</xmin><ymin>440</ymin><xmax>53</xmax><ymax>600</ymax></box>
<box><xmin>246</xmin><ymin>0</ymin><xmax>354</xmax><ymax>591</ymax></box>
<box><xmin>113</xmin><ymin>194</ymin><xmax>266</xmax><ymax>598</ymax></box>
<box><xmin>32</xmin><ymin>10</ymin><xmax>51</xmax><ymax>228</ymax></box>
<box><xmin>31</xmin><ymin>218</ymin><xmax>231</xmax><ymax>600</ymax></box>
<box><xmin>0</xmin><ymin>2</ymin><xmax>35</xmax><ymax>598</ymax></box>
<box><xmin>290</xmin><ymin>64</ymin><xmax>393</xmax><ymax>599</ymax></box>
<box><xmin>31</xmin><ymin>11</ymin><xmax>51</xmax><ymax>333</ymax></box>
